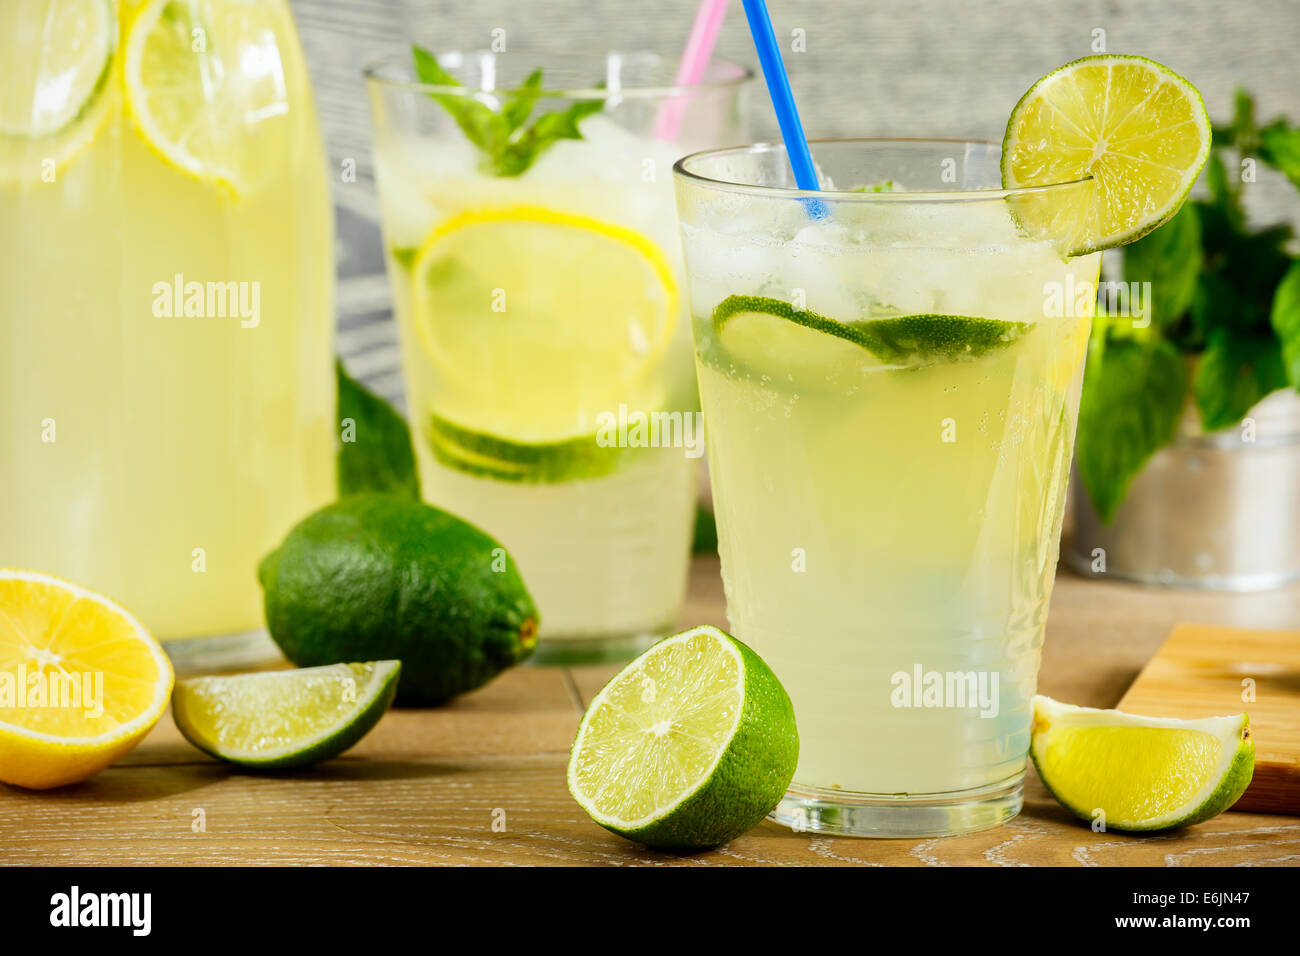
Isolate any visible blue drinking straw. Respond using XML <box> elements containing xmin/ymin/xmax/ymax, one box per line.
<box><xmin>740</xmin><ymin>0</ymin><xmax>821</xmax><ymax>195</ymax></box>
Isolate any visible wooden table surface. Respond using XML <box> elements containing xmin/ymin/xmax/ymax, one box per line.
<box><xmin>2</xmin><ymin>553</ymin><xmax>1299</xmax><ymax>867</ymax></box>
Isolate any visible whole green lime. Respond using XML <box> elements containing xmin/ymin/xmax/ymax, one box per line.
<box><xmin>259</xmin><ymin>494</ymin><xmax>538</xmax><ymax>705</ymax></box>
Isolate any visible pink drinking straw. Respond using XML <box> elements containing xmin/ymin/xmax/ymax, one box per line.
<box><xmin>653</xmin><ymin>0</ymin><xmax>730</xmax><ymax>141</ymax></box>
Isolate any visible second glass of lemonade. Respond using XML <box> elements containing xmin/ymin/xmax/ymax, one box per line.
<box><xmin>674</xmin><ymin>140</ymin><xmax>1101</xmax><ymax>837</ymax></box>
<box><xmin>367</xmin><ymin>51</ymin><xmax>749</xmax><ymax>663</ymax></box>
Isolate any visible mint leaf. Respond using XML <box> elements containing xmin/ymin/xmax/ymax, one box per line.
<box><xmin>412</xmin><ymin>47</ymin><xmax>508</xmax><ymax>160</ymax></box>
<box><xmin>337</xmin><ymin>360</ymin><xmax>420</xmax><ymax>499</ymax></box>
<box><xmin>1271</xmin><ymin>261</ymin><xmax>1300</xmax><ymax>388</ymax></box>
<box><xmin>493</xmin><ymin>98</ymin><xmax>604</xmax><ymax>177</ymax></box>
<box><xmin>1122</xmin><ymin>202</ymin><xmax>1201</xmax><ymax>330</ymax></box>
<box><xmin>1259</xmin><ymin>120</ymin><xmax>1300</xmax><ymax>190</ymax></box>
<box><xmin>1076</xmin><ymin>337</ymin><xmax>1188</xmax><ymax>523</ymax></box>
<box><xmin>692</xmin><ymin>505</ymin><xmax>718</xmax><ymax>553</ymax></box>
<box><xmin>411</xmin><ymin>47</ymin><xmax>602</xmax><ymax>178</ymax></box>
<box><xmin>1204</xmin><ymin>152</ymin><xmax>1245</xmax><ymax>233</ymax></box>
<box><xmin>501</xmin><ymin>69</ymin><xmax>543</xmax><ymax>133</ymax></box>
<box><xmin>1193</xmin><ymin>329</ymin><xmax>1287</xmax><ymax>431</ymax></box>
<box><xmin>1190</xmin><ymin>272</ymin><xmax>1245</xmax><ymax>342</ymax></box>
<box><xmin>391</xmin><ymin>246</ymin><xmax>418</xmax><ymax>269</ymax></box>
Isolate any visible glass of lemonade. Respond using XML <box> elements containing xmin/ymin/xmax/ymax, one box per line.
<box><xmin>674</xmin><ymin>140</ymin><xmax>1101</xmax><ymax>837</ymax></box>
<box><xmin>366</xmin><ymin>51</ymin><xmax>750</xmax><ymax>664</ymax></box>
<box><xmin>0</xmin><ymin>1</ymin><xmax>335</xmax><ymax>655</ymax></box>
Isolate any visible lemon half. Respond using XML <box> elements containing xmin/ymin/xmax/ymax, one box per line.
<box><xmin>0</xmin><ymin>569</ymin><xmax>173</xmax><ymax>789</ymax></box>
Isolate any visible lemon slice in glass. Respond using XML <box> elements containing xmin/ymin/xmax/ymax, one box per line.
<box><xmin>1002</xmin><ymin>55</ymin><xmax>1212</xmax><ymax>255</ymax></box>
<box><xmin>410</xmin><ymin>205</ymin><xmax>677</xmax><ymax>479</ymax></box>
<box><xmin>124</xmin><ymin>0</ymin><xmax>292</xmax><ymax>195</ymax></box>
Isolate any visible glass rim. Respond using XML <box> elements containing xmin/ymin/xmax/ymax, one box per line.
<box><xmin>672</xmin><ymin>137</ymin><xmax>1094</xmax><ymax>203</ymax></box>
<box><xmin>363</xmin><ymin>50</ymin><xmax>754</xmax><ymax>100</ymax></box>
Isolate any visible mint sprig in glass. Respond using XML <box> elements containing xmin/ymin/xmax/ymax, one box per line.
<box><xmin>411</xmin><ymin>46</ymin><xmax>604</xmax><ymax>177</ymax></box>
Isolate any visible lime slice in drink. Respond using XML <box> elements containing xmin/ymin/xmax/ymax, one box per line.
<box><xmin>172</xmin><ymin>661</ymin><xmax>401</xmax><ymax>770</ymax></box>
<box><xmin>0</xmin><ymin>0</ymin><xmax>115</xmax><ymax>139</ymax></box>
<box><xmin>0</xmin><ymin>0</ymin><xmax>116</xmax><ymax>182</ymax></box>
<box><xmin>567</xmin><ymin>624</ymin><xmax>798</xmax><ymax>849</ymax></box>
<box><xmin>411</xmin><ymin>205</ymin><xmax>676</xmax><ymax>450</ymax></box>
<box><xmin>711</xmin><ymin>295</ymin><xmax>875</xmax><ymax>380</ymax></box>
<box><xmin>124</xmin><ymin>0</ymin><xmax>293</xmax><ymax>195</ymax></box>
<box><xmin>1030</xmin><ymin>695</ymin><xmax>1255</xmax><ymax>832</ymax></box>
<box><xmin>857</xmin><ymin>314</ymin><xmax>1032</xmax><ymax>363</ymax></box>
<box><xmin>712</xmin><ymin>294</ymin><xmax>1031</xmax><ymax>376</ymax></box>
<box><xmin>1002</xmin><ymin>55</ymin><xmax>1211</xmax><ymax>255</ymax></box>
<box><xmin>426</xmin><ymin>413</ymin><xmax>636</xmax><ymax>484</ymax></box>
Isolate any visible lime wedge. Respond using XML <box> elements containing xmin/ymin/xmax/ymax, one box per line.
<box><xmin>427</xmin><ymin>413</ymin><xmax>636</xmax><ymax>484</ymax></box>
<box><xmin>567</xmin><ymin>624</ymin><xmax>798</xmax><ymax>849</ymax></box>
<box><xmin>172</xmin><ymin>661</ymin><xmax>401</xmax><ymax>770</ymax></box>
<box><xmin>0</xmin><ymin>0</ymin><xmax>115</xmax><ymax>139</ymax></box>
<box><xmin>1002</xmin><ymin>55</ymin><xmax>1212</xmax><ymax>255</ymax></box>
<box><xmin>1030</xmin><ymin>695</ymin><xmax>1254</xmax><ymax>832</ymax></box>
<box><xmin>712</xmin><ymin>294</ymin><xmax>1031</xmax><ymax>376</ymax></box>
<box><xmin>124</xmin><ymin>0</ymin><xmax>293</xmax><ymax>194</ymax></box>
<box><xmin>411</xmin><ymin>205</ymin><xmax>677</xmax><ymax>451</ymax></box>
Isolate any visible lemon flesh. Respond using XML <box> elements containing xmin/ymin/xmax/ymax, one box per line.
<box><xmin>1030</xmin><ymin>694</ymin><xmax>1254</xmax><ymax>832</ymax></box>
<box><xmin>172</xmin><ymin>661</ymin><xmax>400</xmax><ymax>769</ymax></box>
<box><xmin>567</xmin><ymin>625</ymin><xmax>798</xmax><ymax>849</ymax></box>
<box><xmin>410</xmin><ymin>205</ymin><xmax>677</xmax><ymax>446</ymax></box>
<box><xmin>1002</xmin><ymin>55</ymin><xmax>1211</xmax><ymax>254</ymax></box>
<box><xmin>0</xmin><ymin>569</ymin><xmax>173</xmax><ymax>789</ymax></box>
<box><xmin>124</xmin><ymin>0</ymin><xmax>293</xmax><ymax>194</ymax></box>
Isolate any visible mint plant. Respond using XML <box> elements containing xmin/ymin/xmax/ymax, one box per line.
<box><xmin>1076</xmin><ymin>90</ymin><xmax>1300</xmax><ymax>522</ymax></box>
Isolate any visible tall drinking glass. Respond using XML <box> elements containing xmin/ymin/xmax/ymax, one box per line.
<box><xmin>0</xmin><ymin>0</ymin><xmax>335</xmax><ymax>658</ymax></box>
<box><xmin>674</xmin><ymin>140</ymin><xmax>1101</xmax><ymax>837</ymax></box>
<box><xmin>367</xmin><ymin>51</ymin><xmax>750</xmax><ymax>664</ymax></box>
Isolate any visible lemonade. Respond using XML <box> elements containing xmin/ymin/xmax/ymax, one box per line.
<box><xmin>676</xmin><ymin>139</ymin><xmax>1102</xmax><ymax>835</ymax></box>
<box><xmin>0</xmin><ymin>0</ymin><xmax>335</xmax><ymax>641</ymax></box>
<box><xmin>366</xmin><ymin>51</ymin><xmax>749</xmax><ymax>661</ymax></box>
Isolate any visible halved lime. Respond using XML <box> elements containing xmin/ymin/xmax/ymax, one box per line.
<box><xmin>411</xmin><ymin>205</ymin><xmax>677</xmax><ymax>466</ymax></box>
<box><xmin>712</xmin><ymin>294</ymin><xmax>1031</xmax><ymax>377</ymax></box>
<box><xmin>427</xmin><ymin>413</ymin><xmax>636</xmax><ymax>484</ymax></box>
<box><xmin>567</xmin><ymin>625</ymin><xmax>798</xmax><ymax>849</ymax></box>
<box><xmin>1002</xmin><ymin>55</ymin><xmax>1212</xmax><ymax>255</ymax></box>
<box><xmin>172</xmin><ymin>661</ymin><xmax>401</xmax><ymax>770</ymax></box>
<box><xmin>0</xmin><ymin>0</ymin><xmax>115</xmax><ymax>139</ymax></box>
<box><xmin>124</xmin><ymin>0</ymin><xmax>293</xmax><ymax>194</ymax></box>
<box><xmin>1030</xmin><ymin>695</ymin><xmax>1254</xmax><ymax>832</ymax></box>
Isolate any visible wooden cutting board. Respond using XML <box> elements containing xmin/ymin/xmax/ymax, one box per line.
<box><xmin>1118</xmin><ymin>623</ymin><xmax>1300</xmax><ymax>814</ymax></box>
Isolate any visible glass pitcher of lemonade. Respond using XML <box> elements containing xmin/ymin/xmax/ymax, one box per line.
<box><xmin>0</xmin><ymin>1</ymin><xmax>335</xmax><ymax>645</ymax></box>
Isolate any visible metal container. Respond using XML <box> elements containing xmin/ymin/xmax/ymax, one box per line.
<box><xmin>1067</xmin><ymin>385</ymin><xmax>1300</xmax><ymax>591</ymax></box>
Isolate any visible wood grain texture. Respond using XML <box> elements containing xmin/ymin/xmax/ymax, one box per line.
<box><xmin>1119</xmin><ymin>624</ymin><xmax>1300</xmax><ymax>814</ymax></box>
<box><xmin>3</xmin><ymin>554</ymin><xmax>1300</xmax><ymax>866</ymax></box>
